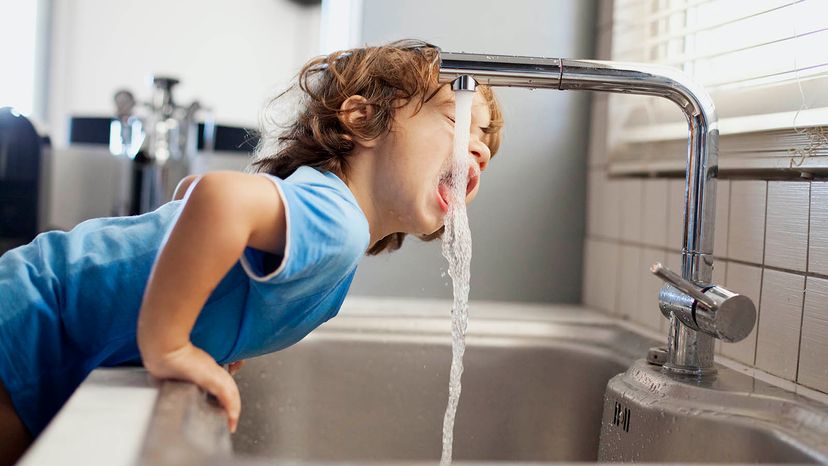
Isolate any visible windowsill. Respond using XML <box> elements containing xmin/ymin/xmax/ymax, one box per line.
<box><xmin>618</xmin><ymin>107</ymin><xmax>828</xmax><ymax>143</ymax></box>
<box><xmin>608</xmin><ymin>153</ymin><xmax>828</xmax><ymax>177</ymax></box>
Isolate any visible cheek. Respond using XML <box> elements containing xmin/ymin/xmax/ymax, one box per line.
<box><xmin>397</xmin><ymin>115</ymin><xmax>454</xmax><ymax>173</ymax></box>
<box><xmin>413</xmin><ymin>132</ymin><xmax>451</xmax><ymax>166</ymax></box>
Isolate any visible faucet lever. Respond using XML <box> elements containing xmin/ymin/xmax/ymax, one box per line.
<box><xmin>651</xmin><ymin>262</ymin><xmax>757</xmax><ymax>343</ymax></box>
<box><xmin>650</xmin><ymin>263</ymin><xmax>716</xmax><ymax>309</ymax></box>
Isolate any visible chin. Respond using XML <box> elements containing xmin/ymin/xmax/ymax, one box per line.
<box><xmin>416</xmin><ymin>216</ymin><xmax>443</xmax><ymax>236</ymax></box>
<box><xmin>409</xmin><ymin>194</ymin><xmax>443</xmax><ymax>235</ymax></box>
<box><xmin>430</xmin><ymin>221</ymin><xmax>445</xmax><ymax>234</ymax></box>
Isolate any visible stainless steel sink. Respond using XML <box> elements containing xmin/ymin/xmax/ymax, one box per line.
<box><xmin>26</xmin><ymin>299</ymin><xmax>828</xmax><ymax>465</ymax></box>
<box><xmin>223</xmin><ymin>299</ymin><xmax>828</xmax><ymax>465</ymax></box>
<box><xmin>231</xmin><ymin>303</ymin><xmax>653</xmax><ymax>463</ymax></box>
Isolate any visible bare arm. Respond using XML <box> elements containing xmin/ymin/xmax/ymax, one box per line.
<box><xmin>137</xmin><ymin>171</ymin><xmax>286</xmax><ymax>432</ymax></box>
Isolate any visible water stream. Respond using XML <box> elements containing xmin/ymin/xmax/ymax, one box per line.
<box><xmin>439</xmin><ymin>89</ymin><xmax>475</xmax><ymax>466</ymax></box>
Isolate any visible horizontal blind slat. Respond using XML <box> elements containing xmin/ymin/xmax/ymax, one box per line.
<box><xmin>661</xmin><ymin>25</ymin><xmax>828</xmax><ymax>66</ymax></box>
<box><xmin>608</xmin><ymin>0</ymin><xmax>828</xmax><ymax>172</ymax></box>
<box><xmin>612</xmin><ymin>0</ymin><xmax>713</xmax><ymax>34</ymax></box>
<box><xmin>612</xmin><ymin>0</ymin><xmax>803</xmax><ymax>56</ymax></box>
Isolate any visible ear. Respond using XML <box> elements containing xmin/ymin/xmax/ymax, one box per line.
<box><xmin>339</xmin><ymin>95</ymin><xmax>378</xmax><ymax>148</ymax></box>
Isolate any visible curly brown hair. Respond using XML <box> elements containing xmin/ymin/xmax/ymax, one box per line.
<box><xmin>252</xmin><ymin>39</ymin><xmax>504</xmax><ymax>255</ymax></box>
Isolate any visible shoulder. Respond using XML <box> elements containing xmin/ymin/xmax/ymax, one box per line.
<box><xmin>261</xmin><ymin>167</ymin><xmax>369</xmax><ymax>270</ymax></box>
<box><xmin>181</xmin><ymin>171</ymin><xmax>287</xmax><ymax>255</ymax></box>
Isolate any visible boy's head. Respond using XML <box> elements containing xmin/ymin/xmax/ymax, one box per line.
<box><xmin>254</xmin><ymin>39</ymin><xmax>504</xmax><ymax>255</ymax></box>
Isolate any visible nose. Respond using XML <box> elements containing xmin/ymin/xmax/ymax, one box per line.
<box><xmin>469</xmin><ymin>137</ymin><xmax>491</xmax><ymax>172</ymax></box>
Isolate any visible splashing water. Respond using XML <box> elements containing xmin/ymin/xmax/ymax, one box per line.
<box><xmin>439</xmin><ymin>89</ymin><xmax>475</xmax><ymax>466</ymax></box>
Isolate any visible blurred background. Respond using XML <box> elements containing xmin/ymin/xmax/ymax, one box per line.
<box><xmin>0</xmin><ymin>0</ymin><xmax>596</xmax><ymax>304</ymax></box>
<box><xmin>3</xmin><ymin>0</ymin><xmax>827</xmax><ymax>314</ymax></box>
<box><xmin>4</xmin><ymin>0</ymin><xmax>828</xmax><ymax>423</ymax></box>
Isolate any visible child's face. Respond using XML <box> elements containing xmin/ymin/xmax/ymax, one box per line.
<box><xmin>373</xmin><ymin>85</ymin><xmax>493</xmax><ymax>236</ymax></box>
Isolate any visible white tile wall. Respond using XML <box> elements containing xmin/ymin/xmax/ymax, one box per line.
<box><xmin>582</xmin><ymin>239</ymin><xmax>619</xmax><ymax>314</ymax></box>
<box><xmin>728</xmin><ymin>180</ymin><xmax>767</xmax><ymax>264</ymax></box>
<box><xmin>765</xmin><ymin>182</ymin><xmax>810</xmax><ymax>272</ymax></box>
<box><xmin>616</xmin><ymin>244</ymin><xmax>641</xmax><ymax>320</ymax></box>
<box><xmin>809</xmin><ymin>182</ymin><xmax>828</xmax><ymax>276</ymax></box>
<box><xmin>713</xmin><ymin>259</ymin><xmax>727</xmax><ymax>285</ymax></box>
<box><xmin>755</xmin><ymin>269</ymin><xmax>805</xmax><ymax>381</ymax></box>
<box><xmin>714</xmin><ymin>180</ymin><xmax>730</xmax><ymax>259</ymax></box>
<box><xmin>583</xmin><ymin>171</ymin><xmax>826</xmax><ymax>396</ymax></box>
<box><xmin>667</xmin><ymin>179</ymin><xmax>684</xmax><ymax>252</ymax></box>
<box><xmin>605</xmin><ymin>178</ymin><xmax>622</xmax><ymax>240</ymax></box>
<box><xmin>637</xmin><ymin>247</ymin><xmax>666</xmax><ymax>331</ymax></box>
<box><xmin>798</xmin><ymin>276</ymin><xmax>828</xmax><ymax>392</ymax></box>
<box><xmin>642</xmin><ymin>179</ymin><xmax>669</xmax><ymax>247</ymax></box>
<box><xmin>581</xmin><ymin>0</ymin><xmax>826</xmax><ymax>398</ymax></box>
<box><xmin>620</xmin><ymin>179</ymin><xmax>644</xmax><ymax>242</ymax></box>
<box><xmin>665</xmin><ymin>252</ymin><xmax>682</xmax><ymax>279</ymax></box>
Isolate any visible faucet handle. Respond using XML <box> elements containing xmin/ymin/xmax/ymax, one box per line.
<box><xmin>650</xmin><ymin>263</ymin><xmax>716</xmax><ymax>309</ymax></box>
<box><xmin>651</xmin><ymin>263</ymin><xmax>757</xmax><ymax>343</ymax></box>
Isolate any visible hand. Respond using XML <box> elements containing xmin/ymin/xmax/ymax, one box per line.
<box><xmin>227</xmin><ymin>360</ymin><xmax>246</xmax><ymax>376</ymax></box>
<box><xmin>143</xmin><ymin>343</ymin><xmax>241</xmax><ymax>433</ymax></box>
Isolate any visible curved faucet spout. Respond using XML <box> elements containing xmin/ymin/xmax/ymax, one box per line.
<box><xmin>439</xmin><ymin>51</ymin><xmax>729</xmax><ymax>376</ymax></box>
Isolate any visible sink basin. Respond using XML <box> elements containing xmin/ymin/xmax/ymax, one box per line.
<box><xmin>231</xmin><ymin>302</ymin><xmax>652</xmax><ymax>463</ymax></box>
<box><xmin>19</xmin><ymin>298</ymin><xmax>828</xmax><ymax>465</ymax></box>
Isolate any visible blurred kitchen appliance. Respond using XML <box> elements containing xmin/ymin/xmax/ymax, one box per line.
<box><xmin>0</xmin><ymin>107</ymin><xmax>46</xmax><ymax>250</ymax></box>
<box><xmin>109</xmin><ymin>76</ymin><xmax>213</xmax><ymax>215</ymax></box>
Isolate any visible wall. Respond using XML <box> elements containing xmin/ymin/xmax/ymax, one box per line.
<box><xmin>40</xmin><ymin>0</ymin><xmax>320</xmax><ymax>230</ymax></box>
<box><xmin>46</xmin><ymin>0</ymin><xmax>321</xmax><ymax>147</ymax></box>
<box><xmin>348</xmin><ymin>0</ymin><xmax>597</xmax><ymax>303</ymax></box>
<box><xmin>581</xmin><ymin>0</ymin><xmax>828</xmax><ymax>401</ymax></box>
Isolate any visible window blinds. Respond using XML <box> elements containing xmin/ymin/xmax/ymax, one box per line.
<box><xmin>608</xmin><ymin>0</ymin><xmax>828</xmax><ymax>172</ymax></box>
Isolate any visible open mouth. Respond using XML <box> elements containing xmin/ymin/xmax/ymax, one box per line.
<box><xmin>465</xmin><ymin>165</ymin><xmax>479</xmax><ymax>196</ymax></box>
<box><xmin>437</xmin><ymin>164</ymin><xmax>480</xmax><ymax>212</ymax></box>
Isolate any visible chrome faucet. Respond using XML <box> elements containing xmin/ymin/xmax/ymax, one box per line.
<box><xmin>110</xmin><ymin>76</ymin><xmax>208</xmax><ymax>215</ymax></box>
<box><xmin>438</xmin><ymin>52</ymin><xmax>757</xmax><ymax>377</ymax></box>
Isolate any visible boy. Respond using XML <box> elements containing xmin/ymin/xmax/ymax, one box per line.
<box><xmin>0</xmin><ymin>39</ymin><xmax>503</xmax><ymax>465</ymax></box>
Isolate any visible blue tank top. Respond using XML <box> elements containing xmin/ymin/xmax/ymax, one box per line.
<box><xmin>0</xmin><ymin>166</ymin><xmax>370</xmax><ymax>435</ymax></box>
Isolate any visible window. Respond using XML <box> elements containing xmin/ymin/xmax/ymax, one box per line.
<box><xmin>320</xmin><ymin>0</ymin><xmax>363</xmax><ymax>54</ymax></box>
<box><xmin>0</xmin><ymin>0</ymin><xmax>41</xmax><ymax>117</ymax></box>
<box><xmin>608</xmin><ymin>0</ymin><xmax>828</xmax><ymax>174</ymax></box>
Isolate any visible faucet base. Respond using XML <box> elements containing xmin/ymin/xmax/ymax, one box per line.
<box><xmin>646</xmin><ymin>345</ymin><xmax>718</xmax><ymax>377</ymax></box>
<box><xmin>598</xmin><ymin>359</ymin><xmax>828</xmax><ymax>463</ymax></box>
<box><xmin>662</xmin><ymin>362</ymin><xmax>718</xmax><ymax>378</ymax></box>
<box><xmin>645</xmin><ymin>346</ymin><xmax>669</xmax><ymax>366</ymax></box>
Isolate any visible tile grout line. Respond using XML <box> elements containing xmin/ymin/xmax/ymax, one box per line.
<box><xmin>583</xmin><ymin>236</ymin><xmax>828</xmax><ymax>280</ymax></box>
<box><xmin>585</xmin><ymin>180</ymin><xmax>824</xmax><ymax>394</ymax></box>
<box><xmin>634</xmin><ymin>180</ymin><xmax>647</xmax><ymax>329</ymax></box>
<box><xmin>752</xmin><ymin>180</ymin><xmax>770</xmax><ymax>367</ymax></box>
<box><xmin>794</xmin><ymin>181</ymin><xmax>812</xmax><ymax>382</ymax></box>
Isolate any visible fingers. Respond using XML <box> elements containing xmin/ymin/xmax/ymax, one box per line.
<box><xmin>196</xmin><ymin>364</ymin><xmax>242</xmax><ymax>433</ymax></box>
<box><xmin>141</xmin><ymin>343</ymin><xmax>242</xmax><ymax>433</ymax></box>
<box><xmin>227</xmin><ymin>359</ymin><xmax>246</xmax><ymax>375</ymax></box>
